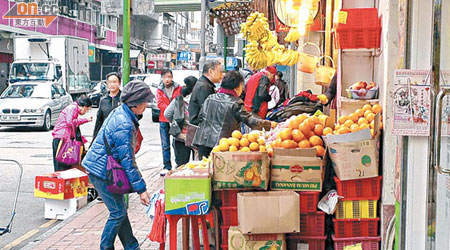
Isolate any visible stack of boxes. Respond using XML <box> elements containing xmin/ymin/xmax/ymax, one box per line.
<box><xmin>34</xmin><ymin>168</ymin><xmax>89</xmax><ymax>220</ymax></box>
<box><xmin>218</xmin><ymin>190</ymin><xmax>239</xmax><ymax>250</ymax></box>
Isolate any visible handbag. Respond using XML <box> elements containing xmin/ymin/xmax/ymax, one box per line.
<box><xmin>55</xmin><ymin>124</ymin><xmax>83</xmax><ymax>165</ymax></box>
<box><xmin>184</xmin><ymin>123</ymin><xmax>198</xmax><ymax>148</ymax></box>
<box><xmin>104</xmin><ymin>134</ymin><xmax>132</xmax><ymax>194</ymax></box>
<box><xmin>152</xmin><ymin>108</ymin><xmax>160</xmax><ymax>123</ymax></box>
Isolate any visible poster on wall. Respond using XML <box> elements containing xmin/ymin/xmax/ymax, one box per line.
<box><xmin>392</xmin><ymin>69</ymin><xmax>431</xmax><ymax>136</ymax></box>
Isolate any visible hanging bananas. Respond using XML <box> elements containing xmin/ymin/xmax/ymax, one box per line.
<box><xmin>284</xmin><ymin>28</ymin><xmax>301</xmax><ymax>42</ymax></box>
<box><xmin>245</xmin><ymin>41</ymin><xmax>268</xmax><ymax>70</ymax></box>
<box><xmin>240</xmin><ymin>12</ymin><xmax>270</xmax><ymax>41</ymax></box>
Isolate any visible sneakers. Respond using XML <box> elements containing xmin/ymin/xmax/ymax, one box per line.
<box><xmin>159</xmin><ymin>169</ymin><xmax>170</xmax><ymax>176</ymax></box>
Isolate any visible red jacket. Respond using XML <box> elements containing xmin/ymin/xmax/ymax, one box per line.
<box><xmin>156</xmin><ymin>82</ymin><xmax>182</xmax><ymax>123</ymax></box>
<box><xmin>244</xmin><ymin>72</ymin><xmax>272</xmax><ymax>118</ymax></box>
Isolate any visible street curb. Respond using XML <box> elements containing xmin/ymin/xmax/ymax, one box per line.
<box><xmin>20</xmin><ymin>199</ymin><xmax>98</xmax><ymax>250</ymax></box>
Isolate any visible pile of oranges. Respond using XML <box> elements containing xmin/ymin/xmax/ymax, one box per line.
<box><xmin>267</xmin><ymin>113</ymin><xmax>328</xmax><ymax>157</ymax></box>
<box><xmin>323</xmin><ymin>103</ymin><xmax>383</xmax><ymax>137</ymax></box>
<box><xmin>212</xmin><ymin>131</ymin><xmax>267</xmax><ymax>153</ymax></box>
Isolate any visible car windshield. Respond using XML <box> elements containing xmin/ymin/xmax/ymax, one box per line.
<box><xmin>10</xmin><ymin>63</ymin><xmax>54</xmax><ymax>82</ymax></box>
<box><xmin>1</xmin><ymin>84</ymin><xmax>49</xmax><ymax>99</ymax></box>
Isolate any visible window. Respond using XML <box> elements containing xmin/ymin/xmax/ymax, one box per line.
<box><xmin>51</xmin><ymin>85</ymin><xmax>57</xmax><ymax>97</ymax></box>
<box><xmin>56</xmin><ymin>85</ymin><xmax>66</xmax><ymax>96</ymax></box>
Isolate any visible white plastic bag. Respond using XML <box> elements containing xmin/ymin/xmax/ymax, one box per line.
<box><xmin>317</xmin><ymin>190</ymin><xmax>343</xmax><ymax>215</ymax></box>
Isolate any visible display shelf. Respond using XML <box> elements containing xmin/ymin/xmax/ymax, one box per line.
<box><xmin>342</xmin><ymin>48</ymin><xmax>381</xmax><ymax>57</ymax></box>
<box><xmin>340</xmin><ymin>97</ymin><xmax>379</xmax><ymax>103</ymax></box>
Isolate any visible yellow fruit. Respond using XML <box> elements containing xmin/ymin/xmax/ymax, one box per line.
<box><xmin>372</xmin><ymin>104</ymin><xmax>382</xmax><ymax>114</ymax></box>
<box><xmin>358</xmin><ymin>117</ymin><xmax>369</xmax><ymax>125</ymax></box>
<box><xmin>343</xmin><ymin>119</ymin><xmax>354</xmax><ymax>128</ymax></box>
<box><xmin>323</xmin><ymin>127</ymin><xmax>333</xmax><ymax>135</ymax></box>
<box><xmin>370</xmin><ymin>120</ymin><xmax>375</xmax><ymax>129</ymax></box>
<box><xmin>338</xmin><ymin>116</ymin><xmax>348</xmax><ymax>125</ymax></box>
<box><xmin>313</xmin><ymin>145</ymin><xmax>325</xmax><ymax>157</ymax></box>
<box><xmin>228</xmin><ymin>137</ymin><xmax>240</xmax><ymax>148</ymax></box>
<box><xmin>309</xmin><ymin>135</ymin><xmax>323</xmax><ymax>146</ymax></box>
<box><xmin>289</xmin><ymin>118</ymin><xmax>301</xmax><ymax>130</ymax></box>
<box><xmin>314</xmin><ymin>124</ymin><xmax>324</xmax><ymax>136</ymax></box>
<box><xmin>350</xmin><ymin>124</ymin><xmax>360</xmax><ymax>133</ymax></box>
<box><xmin>219</xmin><ymin>141</ymin><xmax>230</xmax><ymax>151</ymax></box>
<box><xmin>366</xmin><ymin>112</ymin><xmax>375</xmax><ymax>123</ymax></box>
<box><xmin>271</xmin><ymin>121</ymin><xmax>278</xmax><ymax>128</ymax></box>
<box><xmin>371</xmin><ymin>129</ymin><xmax>375</xmax><ymax>137</ymax></box>
<box><xmin>212</xmin><ymin>146</ymin><xmax>220</xmax><ymax>152</ymax></box>
<box><xmin>349</xmin><ymin>113</ymin><xmax>359</xmax><ymax>123</ymax></box>
<box><xmin>359</xmin><ymin>124</ymin><xmax>370</xmax><ymax>130</ymax></box>
<box><xmin>279</xmin><ymin>128</ymin><xmax>293</xmax><ymax>140</ymax></box>
<box><xmin>298</xmin><ymin>140</ymin><xmax>311</xmax><ymax>148</ymax></box>
<box><xmin>240</xmin><ymin>138</ymin><xmax>250</xmax><ymax>147</ymax></box>
<box><xmin>232</xmin><ymin>130</ymin><xmax>243</xmax><ymax>140</ymax></box>
<box><xmin>257</xmin><ymin>138</ymin><xmax>265</xmax><ymax>145</ymax></box>
<box><xmin>364</xmin><ymin>110</ymin><xmax>374</xmax><ymax>119</ymax></box>
<box><xmin>259</xmin><ymin>146</ymin><xmax>267</xmax><ymax>152</ymax></box>
<box><xmin>248</xmin><ymin>132</ymin><xmax>260</xmax><ymax>143</ymax></box>
<box><xmin>240</xmin><ymin>146</ymin><xmax>251</xmax><ymax>152</ymax></box>
<box><xmin>229</xmin><ymin>145</ymin><xmax>238</xmax><ymax>152</ymax></box>
<box><xmin>244</xmin><ymin>169</ymin><xmax>254</xmax><ymax>181</ymax></box>
<box><xmin>355</xmin><ymin>108</ymin><xmax>364</xmax><ymax>117</ymax></box>
<box><xmin>219</xmin><ymin>138</ymin><xmax>228</xmax><ymax>145</ymax></box>
<box><xmin>292</xmin><ymin>129</ymin><xmax>305</xmax><ymax>142</ymax></box>
<box><xmin>362</xmin><ymin>104</ymin><xmax>372</xmax><ymax>112</ymax></box>
<box><xmin>249</xmin><ymin>142</ymin><xmax>260</xmax><ymax>151</ymax></box>
<box><xmin>338</xmin><ymin>127</ymin><xmax>350</xmax><ymax>134</ymax></box>
<box><xmin>298</xmin><ymin>114</ymin><xmax>308</xmax><ymax>123</ymax></box>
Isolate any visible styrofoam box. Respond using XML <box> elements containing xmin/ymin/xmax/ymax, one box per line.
<box><xmin>44</xmin><ymin>196</ymin><xmax>87</xmax><ymax>220</ymax></box>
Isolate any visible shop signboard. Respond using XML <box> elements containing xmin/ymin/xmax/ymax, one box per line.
<box><xmin>88</xmin><ymin>46</ymin><xmax>95</xmax><ymax>63</ymax></box>
<box><xmin>177</xmin><ymin>51</ymin><xmax>193</xmax><ymax>62</ymax></box>
<box><xmin>392</xmin><ymin>69</ymin><xmax>431</xmax><ymax>136</ymax></box>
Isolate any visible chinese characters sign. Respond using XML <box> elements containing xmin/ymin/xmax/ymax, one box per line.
<box><xmin>3</xmin><ymin>2</ymin><xmax>58</xmax><ymax>27</ymax></box>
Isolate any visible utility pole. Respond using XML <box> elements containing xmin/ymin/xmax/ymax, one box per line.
<box><xmin>199</xmin><ymin>0</ymin><xmax>207</xmax><ymax>72</ymax></box>
<box><xmin>122</xmin><ymin>0</ymin><xmax>131</xmax><ymax>85</ymax></box>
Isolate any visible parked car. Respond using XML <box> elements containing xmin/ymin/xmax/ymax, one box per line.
<box><xmin>88</xmin><ymin>80</ymin><xmax>108</xmax><ymax>107</ymax></box>
<box><xmin>0</xmin><ymin>82</ymin><xmax>72</xmax><ymax>130</ymax></box>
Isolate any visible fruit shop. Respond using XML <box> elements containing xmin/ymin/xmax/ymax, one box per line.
<box><xmin>147</xmin><ymin>0</ymin><xmax>410</xmax><ymax>249</ymax></box>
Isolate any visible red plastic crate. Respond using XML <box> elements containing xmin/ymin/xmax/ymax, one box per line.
<box><xmin>221</xmin><ymin>244</ymin><xmax>228</xmax><ymax>250</ymax></box>
<box><xmin>333</xmin><ymin>218</ymin><xmax>380</xmax><ymax>238</ymax></box>
<box><xmin>300</xmin><ymin>212</ymin><xmax>325</xmax><ymax>236</ymax></box>
<box><xmin>297</xmin><ymin>192</ymin><xmax>320</xmax><ymax>213</ymax></box>
<box><xmin>334</xmin><ymin>176</ymin><xmax>382</xmax><ymax>200</ymax></box>
<box><xmin>221</xmin><ymin>226</ymin><xmax>230</xmax><ymax>245</ymax></box>
<box><xmin>219</xmin><ymin>190</ymin><xmax>239</xmax><ymax>207</ymax></box>
<box><xmin>221</xmin><ymin>206</ymin><xmax>238</xmax><ymax>226</ymax></box>
<box><xmin>335</xmin><ymin>8</ymin><xmax>381</xmax><ymax>49</ymax></box>
<box><xmin>333</xmin><ymin>236</ymin><xmax>381</xmax><ymax>250</ymax></box>
<box><xmin>286</xmin><ymin>235</ymin><xmax>326</xmax><ymax>250</ymax></box>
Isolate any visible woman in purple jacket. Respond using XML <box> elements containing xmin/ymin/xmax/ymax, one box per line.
<box><xmin>52</xmin><ymin>96</ymin><xmax>93</xmax><ymax>171</ymax></box>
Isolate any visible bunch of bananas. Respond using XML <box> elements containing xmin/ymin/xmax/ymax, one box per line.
<box><xmin>272</xmin><ymin>47</ymin><xmax>300</xmax><ymax>66</ymax></box>
<box><xmin>245</xmin><ymin>41</ymin><xmax>268</xmax><ymax>70</ymax></box>
<box><xmin>182</xmin><ymin>157</ymin><xmax>210</xmax><ymax>169</ymax></box>
<box><xmin>284</xmin><ymin>29</ymin><xmax>301</xmax><ymax>42</ymax></box>
<box><xmin>240</xmin><ymin>12</ymin><xmax>270</xmax><ymax>41</ymax></box>
<box><xmin>260</xmin><ymin>32</ymin><xmax>279</xmax><ymax>50</ymax></box>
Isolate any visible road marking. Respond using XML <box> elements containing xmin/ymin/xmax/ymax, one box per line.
<box><xmin>39</xmin><ymin>219</ymin><xmax>57</xmax><ymax>228</ymax></box>
<box><xmin>2</xmin><ymin>229</ymin><xmax>39</xmax><ymax>249</ymax></box>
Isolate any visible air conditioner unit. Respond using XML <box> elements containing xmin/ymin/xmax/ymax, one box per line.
<box><xmin>69</xmin><ymin>10</ymin><xmax>78</xmax><ymax>18</ymax></box>
<box><xmin>96</xmin><ymin>26</ymin><xmax>107</xmax><ymax>40</ymax></box>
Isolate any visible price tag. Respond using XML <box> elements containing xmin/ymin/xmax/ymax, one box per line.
<box><xmin>338</xmin><ymin>11</ymin><xmax>348</xmax><ymax>24</ymax></box>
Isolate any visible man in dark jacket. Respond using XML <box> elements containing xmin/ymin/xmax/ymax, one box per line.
<box><xmin>244</xmin><ymin>66</ymin><xmax>276</xmax><ymax>119</ymax></box>
<box><xmin>188</xmin><ymin>60</ymin><xmax>223</xmax><ymax>125</ymax></box>
<box><xmin>275</xmin><ymin>71</ymin><xmax>289</xmax><ymax>106</ymax></box>
<box><xmin>194</xmin><ymin>71</ymin><xmax>271</xmax><ymax>158</ymax></box>
<box><xmin>93</xmin><ymin>72</ymin><xmax>122</xmax><ymax>140</ymax></box>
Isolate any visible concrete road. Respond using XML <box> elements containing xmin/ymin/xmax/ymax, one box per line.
<box><xmin>0</xmin><ymin>107</ymin><xmax>162</xmax><ymax>249</ymax></box>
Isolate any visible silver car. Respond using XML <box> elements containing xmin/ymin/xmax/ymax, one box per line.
<box><xmin>0</xmin><ymin>82</ymin><xmax>72</xmax><ymax>130</ymax></box>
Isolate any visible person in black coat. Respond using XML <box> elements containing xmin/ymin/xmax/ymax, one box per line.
<box><xmin>188</xmin><ymin>60</ymin><xmax>223</xmax><ymax>125</ymax></box>
<box><xmin>93</xmin><ymin>72</ymin><xmax>122</xmax><ymax>140</ymax></box>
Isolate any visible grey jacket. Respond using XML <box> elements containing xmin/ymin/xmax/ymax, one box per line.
<box><xmin>193</xmin><ymin>93</ymin><xmax>271</xmax><ymax>148</ymax></box>
<box><xmin>164</xmin><ymin>95</ymin><xmax>188</xmax><ymax>141</ymax></box>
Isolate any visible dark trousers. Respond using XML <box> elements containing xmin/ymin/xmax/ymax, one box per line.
<box><xmin>197</xmin><ymin>145</ymin><xmax>213</xmax><ymax>160</ymax></box>
<box><xmin>52</xmin><ymin>138</ymin><xmax>72</xmax><ymax>172</ymax></box>
<box><xmin>173</xmin><ymin>139</ymin><xmax>192</xmax><ymax>167</ymax></box>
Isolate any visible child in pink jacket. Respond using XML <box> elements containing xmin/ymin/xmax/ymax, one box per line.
<box><xmin>52</xmin><ymin>96</ymin><xmax>93</xmax><ymax>171</ymax></box>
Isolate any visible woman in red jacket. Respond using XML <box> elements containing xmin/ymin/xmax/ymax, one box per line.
<box><xmin>156</xmin><ymin>69</ymin><xmax>182</xmax><ymax>176</ymax></box>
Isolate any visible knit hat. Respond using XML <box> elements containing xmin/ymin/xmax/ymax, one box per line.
<box><xmin>120</xmin><ymin>80</ymin><xmax>154</xmax><ymax>106</ymax></box>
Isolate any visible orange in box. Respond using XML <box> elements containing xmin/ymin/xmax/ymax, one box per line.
<box><xmin>35</xmin><ymin>169</ymin><xmax>89</xmax><ymax>200</ymax></box>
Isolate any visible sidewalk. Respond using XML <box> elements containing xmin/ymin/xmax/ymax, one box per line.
<box><xmin>22</xmin><ymin>145</ymin><xmax>172</xmax><ymax>250</ymax></box>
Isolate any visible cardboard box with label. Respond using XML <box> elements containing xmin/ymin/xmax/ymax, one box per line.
<box><xmin>212</xmin><ymin>152</ymin><xmax>270</xmax><ymax>190</ymax></box>
<box><xmin>165</xmin><ymin>168</ymin><xmax>211</xmax><ymax>215</ymax></box>
<box><xmin>35</xmin><ymin>168</ymin><xmax>88</xmax><ymax>200</ymax></box>
<box><xmin>324</xmin><ymin>116</ymin><xmax>380</xmax><ymax>181</ymax></box>
<box><xmin>238</xmin><ymin>191</ymin><xmax>300</xmax><ymax>234</ymax></box>
<box><xmin>228</xmin><ymin>227</ymin><xmax>286</xmax><ymax>250</ymax></box>
<box><xmin>271</xmin><ymin>148</ymin><xmax>325</xmax><ymax>192</ymax></box>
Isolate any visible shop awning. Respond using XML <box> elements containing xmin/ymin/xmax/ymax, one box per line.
<box><xmin>130</xmin><ymin>50</ymin><xmax>141</xmax><ymax>59</ymax></box>
<box><xmin>154</xmin><ymin>0</ymin><xmax>225</xmax><ymax>12</ymax></box>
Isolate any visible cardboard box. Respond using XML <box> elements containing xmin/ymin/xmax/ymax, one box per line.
<box><xmin>228</xmin><ymin>227</ymin><xmax>286</xmax><ymax>250</ymax></box>
<box><xmin>35</xmin><ymin>168</ymin><xmax>88</xmax><ymax>200</ymax></box>
<box><xmin>324</xmin><ymin>116</ymin><xmax>381</xmax><ymax>181</ymax></box>
<box><xmin>164</xmin><ymin>169</ymin><xmax>211</xmax><ymax>215</ymax></box>
<box><xmin>44</xmin><ymin>196</ymin><xmax>87</xmax><ymax>220</ymax></box>
<box><xmin>238</xmin><ymin>191</ymin><xmax>300</xmax><ymax>234</ymax></box>
<box><xmin>212</xmin><ymin>152</ymin><xmax>270</xmax><ymax>190</ymax></box>
<box><xmin>270</xmin><ymin>148</ymin><xmax>324</xmax><ymax>192</ymax></box>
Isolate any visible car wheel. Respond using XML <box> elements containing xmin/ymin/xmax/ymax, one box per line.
<box><xmin>42</xmin><ymin>110</ymin><xmax>51</xmax><ymax>131</ymax></box>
